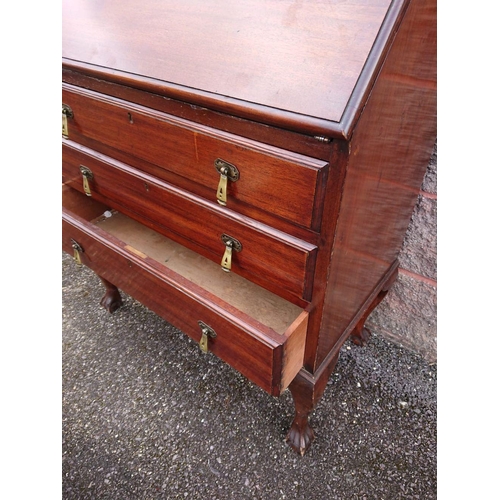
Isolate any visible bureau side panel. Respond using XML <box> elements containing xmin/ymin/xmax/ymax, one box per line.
<box><xmin>316</xmin><ymin>0</ymin><xmax>437</xmax><ymax>365</ymax></box>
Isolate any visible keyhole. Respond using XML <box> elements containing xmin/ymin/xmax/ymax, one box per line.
<box><xmin>128</xmin><ymin>112</ymin><xmax>134</xmax><ymax>124</ymax></box>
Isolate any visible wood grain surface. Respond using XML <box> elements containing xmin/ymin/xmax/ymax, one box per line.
<box><xmin>62</xmin><ymin>186</ymin><xmax>308</xmax><ymax>395</ymax></box>
<box><xmin>63</xmin><ymin>142</ymin><xmax>318</xmax><ymax>302</ymax></box>
<box><xmin>62</xmin><ymin>84</ymin><xmax>328</xmax><ymax>230</ymax></box>
<box><xmin>62</xmin><ymin>0</ymin><xmax>436</xmax><ymax>454</ymax></box>
<box><xmin>62</xmin><ymin>0</ymin><xmax>391</xmax><ymax>122</ymax></box>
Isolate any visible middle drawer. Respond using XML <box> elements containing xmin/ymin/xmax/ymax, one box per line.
<box><xmin>63</xmin><ymin>141</ymin><xmax>317</xmax><ymax>303</ymax></box>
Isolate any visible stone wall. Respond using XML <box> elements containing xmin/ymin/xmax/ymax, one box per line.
<box><xmin>367</xmin><ymin>142</ymin><xmax>437</xmax><ymax>363</ymax></box>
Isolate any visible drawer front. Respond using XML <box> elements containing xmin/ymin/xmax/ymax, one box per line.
<box><xmin>62</xmin><ymin>189</ymin><xmax>308</xmax><ymax>396</ymax></box>
<box><xmin>63</xmin><ymin>142</ymin><xmax>317</xmax><ymax>301</ymax></box>
<box><xmin>62</xmin><ymin>84</ymin><xmax>328</xmax><ymax>230</ymax></box>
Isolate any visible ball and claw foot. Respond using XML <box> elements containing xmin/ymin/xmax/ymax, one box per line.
<box><xmin>286</xmin><ymin>413</ymin><xmax>315</xmax><ymax>456</ymax></box>
<box><xmin>100</xmin><ymin>290</ymin><xmax>123</xmax><ymax>313</ymax></box>
<box><xmin>98</xmin><ymin>277</ymin><xmax>123</xmax><ymax>313</ymax></box>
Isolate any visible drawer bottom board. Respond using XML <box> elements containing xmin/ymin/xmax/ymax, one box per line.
<box><xmin>96</xmin><ymin>211</ymin><xmax>301</xmax><ymax>335</ymax></box>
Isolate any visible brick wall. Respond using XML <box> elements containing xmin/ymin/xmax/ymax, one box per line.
<box><xmin>367</xmin><ymin>142</ymin><xmax>437</xmax><ymax>363</ymax></box>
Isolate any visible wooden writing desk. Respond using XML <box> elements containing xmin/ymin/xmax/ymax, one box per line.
<box><xmin>62</xmin><ymin>0</ymin><xmax>436</xmax><ymax>454</ymax></box>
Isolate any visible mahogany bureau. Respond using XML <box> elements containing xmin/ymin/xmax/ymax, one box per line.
<box><xmin>62</xmin><ymin>0</ymin><xmax>436</xmax><ymax>454</ymax></box>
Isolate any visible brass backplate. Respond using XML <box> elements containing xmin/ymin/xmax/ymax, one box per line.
<box><xmin>214</xmin><ymin>158</ymin><xmax>240</xmax><ymax>181</ymax></box>
<box><xmin>197</xmin><ymin>320</ymin><xmax>217</xmax><ymax>353</ymax></box>
<box><xmin>220</xmin><ymin>234</ymin><xmax>242</xmax><ymax>252</ymax></box>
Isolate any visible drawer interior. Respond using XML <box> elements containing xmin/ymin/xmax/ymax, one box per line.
<box><xmin>97</xmin><ymin>211</ymin><xmax>303</xmax><ymax>335</ymax></box>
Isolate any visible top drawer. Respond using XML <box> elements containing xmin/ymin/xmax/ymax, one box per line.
<box><xmin>62</xmin><ymin>84</ymin><xmax>328</xmax><ymax>231</ymax></box>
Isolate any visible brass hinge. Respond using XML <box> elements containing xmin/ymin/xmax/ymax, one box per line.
<box><xmin>314</xmin><ymin>135</ymin><xmax>331</xmax><ymax>143</ymax></box>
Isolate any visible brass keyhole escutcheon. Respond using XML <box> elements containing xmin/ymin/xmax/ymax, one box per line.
<box><xmin>214</xmin><ymin>159</ymin><xmax>239</xmax><ymax>206</ymax></box>
<box><xmin>62</xmin><ymin>104</ymin><xmax>73</xmax><ymax>138</ymax></box>
<box><xmin>71</xmin><ymin>239</ymin><xmax>83</xmax><ymax>267</ymax></box>
<box><xmin>79</xmin><ymin>165</ymin><xmax>94</xmax><ymax>196</ymax></box>
<box><xmin>220</xmin><ymin>234</ymin><xmax>242</xmax><ymax>272</ymax></box>
<box><xmin>198</xmin><ymin>321</ymin><xmax>217</xmax><ymax>353</ymax></box>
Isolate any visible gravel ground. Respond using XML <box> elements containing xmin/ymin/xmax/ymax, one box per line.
<box><xmin>62</xmin><ymin>252</ymin><xmax>437</xmax><ymax>499</ymax></box>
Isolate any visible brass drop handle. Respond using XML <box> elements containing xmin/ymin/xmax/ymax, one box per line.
<box><xmin>220</xmin><ymin>234</ymin><xmax>242</xmax><ymax>273</ymax></box>
<box><xmin>80</xmin><ymin>165</ymin><xmax>94</xmax><ymax>196</ymax></box>
<box><xmin>214</xmin><ymin>159</ymin><xmax>239</xmax><ymax>206</ymax></box>
<box><xmin>198</xmin><ymin>321</ymin><xmax>217</xmax><ymax>353</ymax></box>
<box><xmin>217</xmin><ymin>166</ymin><xmax>228</xmax><ymax>205</ymax></box>
<box><xmin>62</xmin><ymin>104</ymin><xmax>73</xmax><ymax>138</ymax></box>
<box><xmin>71</xmin><ymin>239</ymin><xmax>83</xmax><ymax>267</ymax></box>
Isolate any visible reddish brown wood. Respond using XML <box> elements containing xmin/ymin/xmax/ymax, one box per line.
<box><xmin>350</xmin><ymin>264</ymin><xmax>399</xmax><ymax>346</ymax></box>
<box><xmin>62</xmin><ymin>0</ymin><xmax>436</xmax><ymax>455</ymax></box>
<box><xmin>63</xmin><ymin>0</ymin><xmax>393</xmax><ymax>129</ymax></box>
<box><xmin>62</xmin><ymin>189</ymin><xmax>307</xmax><ymax>396</ymax></box>
<box><xmin>301</xmin><ymin>140</ymin><xmax>351</xmax><ymax>373</ymax></box>
<box><xmin>315</xmin><ymin>0</ymin><xmax>437</xmax><ymax>367</ymax></box>
<box><xmin>287</xmin><ymin>263</ymin><xmax>399</xmax><ymax>453</ymax></box>
<box><xmin>98</xmin><ymin>275</ymin><xmax>123</xmax><ymax>313</ymax></box>
<box><xmin>62</xmin><ymin>69</ymin><xmax>333</xmax><ymax>161</ymax></box>
<box><xmin>62</xmin><ymin>133</ymin><xmax>321</xmax><ymax>245</ymax></box>
<box><xmin>62</xmin><ymin>84</ymin><xmax>328</xmax><ymax>231</ymax></box>
<box><xmin>62</xmin><ymin>142</ymin><xmax>317</xmax><ymax>303</ymax></box>
<box><xmin>286</xmin><ymin>405</ymin><xmax>315</xmax><ymax>456</ymax></box>
<box><xmin>286</xmin><ymin>352</ymin><xmax>340</xmax><ymax>455</ymax></box>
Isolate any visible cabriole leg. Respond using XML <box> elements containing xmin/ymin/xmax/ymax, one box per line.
<box><xmin>98</xmin><ymin>275</ymin><xmax>123</xmax><ymax>313</ymax></box>
<box><xmin>349</xmin><ymin>293</ymin><xmax>385</xmax><ymax>346</ymax></box>
<box><xmin>286</xmin><ymin>352</ymin><xmax>339</xmax><ymax>455</ymax></box>
<box><xmin>286</xmin><ymin>375</ymin><xmax>315</xmax><ymax>455</ymax></box>
<box><xmin>350</xmin><ymin>266</ymin><xmax>399</xmax><ymax>346</ymax></box>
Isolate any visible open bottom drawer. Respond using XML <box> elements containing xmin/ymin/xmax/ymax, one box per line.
<box><xmin>62</xmin><ymin>186</ymin><xmax>308</xmax><ymax>396</ymax></box>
